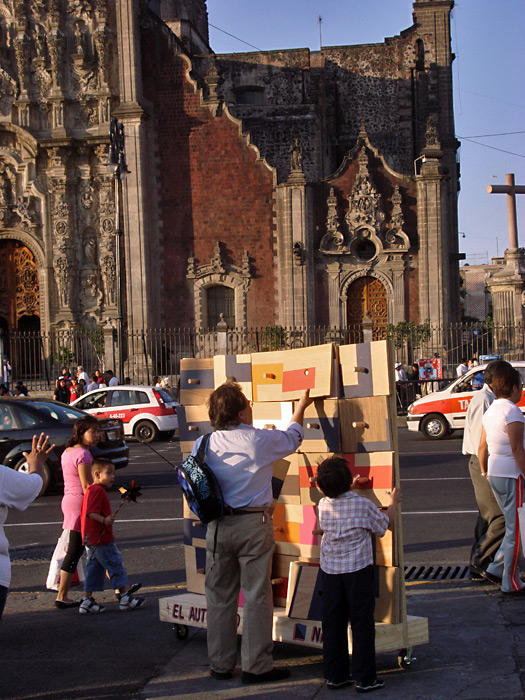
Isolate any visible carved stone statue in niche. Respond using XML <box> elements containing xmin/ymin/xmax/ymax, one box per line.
<box><xmin>54</xmin><ymin>255</ymin><xmax>74</xmax><ymax>308</ymax></box>
<box><xmin>0</xmin><ymin>161</ymin><xmax>16</xmax><ymax>207</ymax></box>
<box><xmin>290</xmin><ymin>138</ymin><xmax>303</xmax><ymax>172</ymax></box>
<box><xmin>84</xmin><ymin>237</ymin><xmax>97</xmax><ymax>265</ymax></box>
<box><xmin>101</xmin><ymin>253</ymin><xmax>116</xmax><ymax>306</ymax></box>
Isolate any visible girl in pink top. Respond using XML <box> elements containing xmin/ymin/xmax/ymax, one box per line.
<box><xmin>55</xmin><ymin>416</ymin><xmax>99</xmax><ymax>608</ymax></box>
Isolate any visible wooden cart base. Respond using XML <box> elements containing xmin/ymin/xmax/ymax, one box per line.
<box><xmin>159</xmin><ymin>592</ymin><xmax>428</xmax><ymax>668</ymax></box>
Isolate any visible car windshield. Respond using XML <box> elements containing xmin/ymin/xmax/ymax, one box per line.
<box><xmin>24</xmin><ymin>400</ymin><xmax>87</xmax><ymax>422</ymax></box>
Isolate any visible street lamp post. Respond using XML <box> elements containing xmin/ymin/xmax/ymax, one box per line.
<box><xmin>107</xmin><ymin>117</ymin><xmax>130</xmax><ymax>383</ymax></box>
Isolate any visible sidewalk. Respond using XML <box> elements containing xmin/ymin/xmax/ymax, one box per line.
<box><xmin>137</xmin><ymin>578</ymin><xmax>525</xmax><ymax>700</ymax></box>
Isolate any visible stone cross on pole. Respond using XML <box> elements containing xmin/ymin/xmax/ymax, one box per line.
<box><xmin>487</xmin><ymin>173</ymin><xmax>525</xmax><ymax>249</ymax></box>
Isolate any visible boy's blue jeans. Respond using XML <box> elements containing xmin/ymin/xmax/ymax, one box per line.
<box><xmin>84</xmin><ymin>542</ymin><xmax>128</xmax><ymax>592</ymax></box>
<box><xmin>320</xmin><ymin>565</ymin><xmax>376</xmax><ymax>685</ymax></box>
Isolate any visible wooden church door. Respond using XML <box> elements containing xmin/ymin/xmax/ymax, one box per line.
<box><xmin>347</xmin><ymin>275</ymin><xmax>387</xmax><ymax>340</ymax></box>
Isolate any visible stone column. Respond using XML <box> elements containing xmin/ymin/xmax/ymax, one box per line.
<box><xmin>275</xmin><ymin>176</ymin><xmax>315</xmax><ymax>327</ymax></box>
<box><xmin>485</xmin><ymin>248</ymin><xmax>525</xmax><ymax>358</ymax></box>
<box><xmin>416</xmin><ymin>151</ymin><xmax>449</xmax><ymax>325</ymax></box>
<box><xmin>114</xmin><ymin>0</ymin><xmax>152</xmax><ymax>335</ymax></box>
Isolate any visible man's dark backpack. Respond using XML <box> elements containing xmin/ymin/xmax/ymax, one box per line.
<box><xmin>176</xmin><ymin>434</ymin><xmax>224</xmax><ymax>524</ymax></box>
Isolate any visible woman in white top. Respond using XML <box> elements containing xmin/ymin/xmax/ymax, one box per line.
<box><xmin>479</xmin><ymin>365</ymin><xmax>525</xmax><ymax>594</ymax></box>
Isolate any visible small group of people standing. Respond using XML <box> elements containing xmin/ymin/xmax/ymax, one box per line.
<box><xmin>463</xmin><ymin>360</ymin><xmax>525</xmax><ymax>595</ymax></box>
<box><xmin>190</xmin><ymin>382</ymin><xmax>397</xmax><ymax>692</ymax></box>
<box><xmin>53</xmin><ymin>367</ymin><xmax>119</xmax><ymax>404</ymax></box>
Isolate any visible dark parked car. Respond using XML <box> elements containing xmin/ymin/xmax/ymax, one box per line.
<box><xmin>0</xmin><ymin>397</ymin><xmax>129</xmax><ymax>494</ymax></box>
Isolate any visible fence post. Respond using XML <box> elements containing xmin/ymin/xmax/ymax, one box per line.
<box><xmin>103</xmin><ymin>318</ymin><xmax>116</xmax><ymax>373</ymax></box>
<box><xmin>216</xmin><ymin>314</ymin><xmax>228</xmax><ymax>355</ymax></box>
<box><xmin>362</xmin><ymin>310</ymin><xmax>373</xmax><ymax>344</ymax></box>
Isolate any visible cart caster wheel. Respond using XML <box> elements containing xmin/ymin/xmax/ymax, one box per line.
<box><xmin>174</xmin><ymin>624</ymin><xmax>189</xmax><ymax>640</ymax></box>
<box><xmin>398</xmin><ymin>648</ymin><xmax>415</xmax><ymax>669</ymax></box>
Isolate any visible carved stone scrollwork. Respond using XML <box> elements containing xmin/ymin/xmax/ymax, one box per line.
<box><xmin>0</xmin><ymin>67</ymin><xmax>16</xmax><ymax>116</ymax></box>
<box><xmin>211</xmin><ymin>241</ymin><xmax>226</xmax><ymax>274</ymax></box>
<box><xmin>384</xmin><ymin>185</ymin><xmax>410</xmax><ymax>251</ymax></box>
<box><xmin>345</xmin><ymin>148</ymin><xmax>385</xmax><ymax>234</ymax></box>
<box><xmin>320</xmin><ymin>187</ymin><xmax>346</xmax><ymax>253</ymax></box>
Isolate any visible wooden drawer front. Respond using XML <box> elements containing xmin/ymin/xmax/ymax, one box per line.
<box><xmin>339</xmin><ymin>340</ymin><xmax>392</xmax><ymax>398</ymax></box>
<box><xmin>214</xmin><ymin>354</ymin><xmax>252</xmax><ymax>399</ymax></box>
<box><xmin>339</xmin><ymin>397</ymin><xmax>393</xmax><ymax>453</ymax></box>
<box><xmin>251</xmin><ymin>344</ymin><xmax>333</xmax><ymax>402</ymax></box>
<box><xmin>252</xmin><ymin>401</ymin><xmax>294</xmax><ymax>431</ymax></box>
<box><xmin>180</xmin><ymin>358</ymin><xmax>214</xmax><ymax>405</ymax></box>
<box><xmin>298</xmin><ymin>399</ymin><xmax>340</xmax><ymax>453</ymax></box>
<box><xmin>178</xmin><ymin>404</ymin><xmax>213</xmax><ymax>452</ymax></box>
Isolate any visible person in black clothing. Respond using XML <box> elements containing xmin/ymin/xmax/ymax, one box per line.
<box><xmin>406</xmin><ymin>363</ymin><xmax>420</xmax><ymax>404</ymax></box>
<box><xmin>53</xmin><ymin>378</ymin><xmax>70</xmax><ymax>403</ymax></box>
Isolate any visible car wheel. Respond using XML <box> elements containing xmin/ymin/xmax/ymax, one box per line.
<box><xmin>14</xmin><ymin>456</ymin><xmax>51</xmax><ymax>496</ymax></box>
<box><xmin>134</xmin><ymin>420</ymin><xmax>159</xmax><ymax>443</ymax></box>
<box><xmin>421</xmin><ymin>414</ymin><xmax>450</xmax><ymax>440</ymax></box>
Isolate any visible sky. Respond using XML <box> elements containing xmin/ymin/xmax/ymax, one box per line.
<box><xmin>206</xmin><ymin>0</ymin><xmax>525</xmax><ymax>266</ymax></box>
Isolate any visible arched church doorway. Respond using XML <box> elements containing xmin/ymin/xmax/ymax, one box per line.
<box><xmin>347</xmin><ymin>275</ymin><xmax>387</xmax><ymax>341</ymax></box>
<box><xmin>0</xmin><ymin>240</ymin><xmax>41</xmax><ymax>379</ymax></box>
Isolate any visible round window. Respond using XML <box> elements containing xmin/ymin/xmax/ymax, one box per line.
<box><xmin>352</xmin><ymin>238</ymin><xmax>377</xmax><ymax>261</ymax></box>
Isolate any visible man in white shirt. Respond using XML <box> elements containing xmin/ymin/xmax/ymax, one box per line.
<box><xmin>193</xmin><ymin>384</ymin><xmax>313</xmax><ymax>685</ymax></box>
<box><xmin>105</xmin><ymin>370</ymin><xmax>119</xmax><ymax>387</ymax></box>
<box><xmin>76</xmin><ymin>366</ymin><xmax>89</xmax><ymax>384</ymax></box>
<box><xmin>456</xmin><ymin>360</ymin><xmax>468</xmax><ymax>377</ymax></box>
<box><xmin>0</xmin><ymin>434</ymin><xmax>54</xmax><ymax>620</ymax></box>
<box><xmin>462</xmin><ymin>360</ymin><xmax>509</xmax><ymax>581</ymax></box>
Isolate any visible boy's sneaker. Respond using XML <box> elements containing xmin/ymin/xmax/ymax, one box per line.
<box><xmin>327</xmin><ymin>679</ymin><xmax>353</xmax><ymax>689</ymax></box>
<box><xmin>116</xmin><ymin>583</ymin><xmax>142</xmax><ymax>601</ymax></box>
<box><xmin>355</xmin><ymin>679</ymin><xmax>385</xmax><ymax>693</ymax></box>
<box><xmin>79</xmin><ymin>597</ymin><xmax>105</xmax><ymax>615</ymax></box>
<box><xmin>119</xmin><ymin>594</ymin><xmax>146</xmax><ymax>611</ymax></box>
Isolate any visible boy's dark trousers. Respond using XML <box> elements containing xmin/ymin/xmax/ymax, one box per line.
<box><xmin>321</xmin><ymin>565</ymin><xmax>376</xmax><ymax>685</ymax></box>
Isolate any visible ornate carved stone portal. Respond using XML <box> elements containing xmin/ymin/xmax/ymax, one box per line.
<box><xmin>0</xmin><ymin>240</ymin><xmax>40</xmax><ymax>331</ymax></box>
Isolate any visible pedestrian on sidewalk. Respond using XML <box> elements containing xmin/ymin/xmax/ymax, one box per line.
<box><xmin>316</xmin><ymin>457</ymin><xmax>401</xmax><ymax>693</ymax></box>
<box><xmin>196</xmin><ymin>383</ymin><xmax>313</xmax><ymax>685</ymax></box>
<box><xmin>462</xmin><ymin>360</ymin><xmax>509</xmax><ymax>581</ymax></box>
<box><xmin>0</xmin><ymin>433</ymin><xmax>54</xmax><ymax>620</ymax></box>
<box><xmin>79</xmin><ymin>458</ymin><xmax>144</xmax><ymax>615</ymax></box>
<box><xmin>479</xmin><ymin>364</ymin><xmax>525</xmax><ymax>594</ymax></box>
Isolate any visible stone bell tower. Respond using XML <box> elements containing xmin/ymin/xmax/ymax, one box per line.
<box><xmin>148</xmin><ymin>0</ymin><xmax>210</xmax><ymax>53</ymax></box>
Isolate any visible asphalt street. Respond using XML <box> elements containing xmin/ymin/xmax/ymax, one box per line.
<box><xmin>1</xmin><ymin>426</ymin><xmax>476</xmax><ymax>700</ymax></box>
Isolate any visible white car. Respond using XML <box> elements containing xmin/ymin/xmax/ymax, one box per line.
<box><xmin>406</xmin><ymin>361</ymin><xmax>525</xmax><ymax>439</ymax></box>
<box><xmin>72</xmin><ymin>385</ymin><xmax>178</xmax><ymax>443</ymax></box>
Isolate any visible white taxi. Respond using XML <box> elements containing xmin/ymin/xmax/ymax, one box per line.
<box><xmin>72</xmin><ymin>385</ymin><xmax>178</xmax><ymax>443</ymax></box>
<box><xmin>406</xmin><ymin>361</ymin><xmax>525</xmax><ymax>439</ymax></box>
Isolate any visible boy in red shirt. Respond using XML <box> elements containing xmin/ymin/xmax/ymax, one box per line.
<box><xmin>79</xmin><ymin>458</ymin><xmax>144</xmax><ymax>614</ymax></box>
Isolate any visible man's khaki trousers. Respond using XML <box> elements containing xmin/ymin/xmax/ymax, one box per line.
<box><xmin>205</xmin><ymin>512</ymin><xmax>275</xmax><ymax>675</ymax></box>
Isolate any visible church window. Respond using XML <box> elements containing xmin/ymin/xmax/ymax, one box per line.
<box><xmin>351</xmin><ymin>237</ymin><xmax>377</xmax><ymax>262</ymax></box>
<box><xmin>235</xmin><ymin>87</ymin><xmax>265</xmax><ymax>105</ymax></box>
<box><xmin>207</xmin><ymin>285</ymin><xmax>235</xmax><ymax>328</ymax></box>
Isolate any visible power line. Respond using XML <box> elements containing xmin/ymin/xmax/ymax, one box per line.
<box><xmin>458</xmin><ymin>88</ymin><xmax>525</xmax><ymax>111</ymax></box>
<box><xmin>459</xmin><ymin>137</ymin><xmax>525</xmax><ymax>158</ymax></box>
<box><xmin>208</xmin><ymin>22</ymin><xmax>263</xmax><ymax>52</ymax></box>
<box><xmin>458</xmin><ymin>131</ymin><xmax>525</xmax><ymax>138</ymax></box>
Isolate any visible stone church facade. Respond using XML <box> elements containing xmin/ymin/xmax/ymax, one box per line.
<box><xmin>0</xmin><ymin>0</ymin><xmax>460</xmax><ymax>350</ymax></box>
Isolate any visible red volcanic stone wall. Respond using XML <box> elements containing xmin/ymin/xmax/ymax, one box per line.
<box><xmin>141</xmin><ymin>31</ymin><xmax>276</xmax><ymax>328</ymax></box>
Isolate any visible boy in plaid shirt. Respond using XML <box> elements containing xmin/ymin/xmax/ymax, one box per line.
<box><xmin>316</xmin><ymin>457</ymin><xmax>401</xmax><ymax>693</ymax></box>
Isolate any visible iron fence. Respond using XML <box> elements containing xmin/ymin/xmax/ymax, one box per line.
<box><xmin>3</xmin><ymin>321</ymin><xmax>523</xmax><ymax>392</ymax></box>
